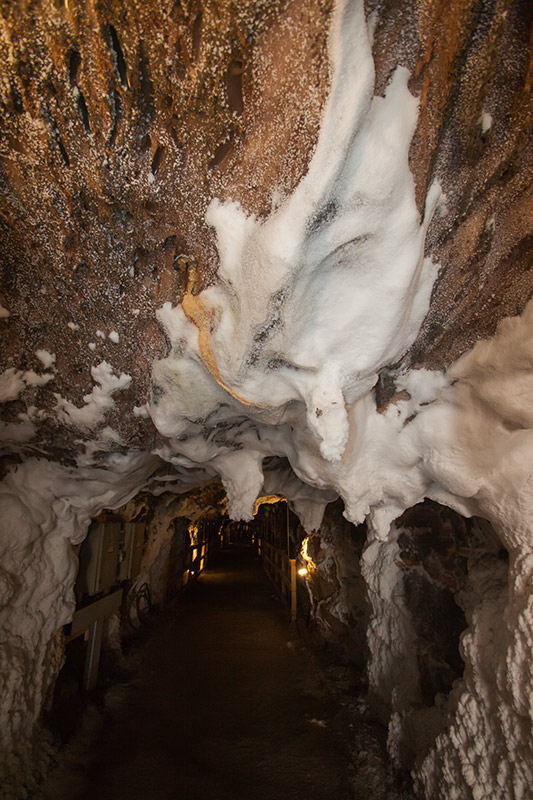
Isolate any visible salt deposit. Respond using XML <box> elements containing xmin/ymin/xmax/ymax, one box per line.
<box><xmin>35</xmin><ymin>350</ymin><xmax>56</xmax><ymax>369</ymax></box>
<box><xmin>0</xmin><ymin>368</ymin><xmax>54</xmax><ymax>404</ymax></box>
<box><xmin>54</xmin><ymin>361</ymin><xmax>131</xmax><ymax>429</ymax></box>
<box><xmin>1</xmin><ymin>1</ymin><xmax>532</xmax><ymax>798</ymax></box>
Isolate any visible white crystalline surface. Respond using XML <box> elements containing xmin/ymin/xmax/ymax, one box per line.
<box><xmin>0</xmin><ymin>367</ymin><xmax>54</xmax><ymax>403</ymax></box>
<box><xmin>149</xmin><ymin>0</ymin><xmax>443</xmax><ymax>519</ymax></box>
<box><xmin>479</xmin><ymin>109</ymin><xmax>493</xmax><ymax>134</ymax></box>
<box><xmin>1</xmin><ymin>2</ymin><xmax>533</xmax><ymax>798</ymax></box>
<box><xmin>35</xmin><ymin>349</ymin><xmax>56</xmax><ymax>369</ymax></box>
<box><xmin>54</xmin><ymin>361</ymin><xmax>131</xmax><ymax>429</ymax></box>
<box><xmin>0</xmin><ymin>368</ymin><xmax>26</xmax><ymax>403</ymax></box>
<box><xmin>0</xmin><ymin>453</ymin><xmax>159</xmax><ymax>791</ymax></box>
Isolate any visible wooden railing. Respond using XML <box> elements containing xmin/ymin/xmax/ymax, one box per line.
<box><xmin>165</xmin><ymin>537</ymin><xmax>213</xmax><ymax>603</ymax></box>
<box><xmin>64</xmin><ymin>589</ymin><xmax>123</xmax><ymax>691</ymax></box>
<box><xmin>259</xmin><ymin>538</ymin><xmax>297</xmax><ymax>621</ymax></box>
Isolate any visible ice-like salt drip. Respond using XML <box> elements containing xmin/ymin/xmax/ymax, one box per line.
<box><xmin>149</xmin><ymin>0</ymin><xmax>444</xmax><ymax>517</ymax></box>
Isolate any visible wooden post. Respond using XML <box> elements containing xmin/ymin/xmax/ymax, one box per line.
<box><xmin>290</xmin><ymin>558</ymin><xmax>297</xmax><ymax>621</ymax></box>
<box><xmin>84</xmin><ymin>618</ymin><xmax>104</xmax><ymax>691</ymax></box>
<box><xmin>68</xmin><ymin>589</ymin><xmax>122</xmax><ymax>692</ymax></box>
<box><xmin>286</xmin><ymin>501</ymin><xmax>290</xmax><ymax>557</ymax></box>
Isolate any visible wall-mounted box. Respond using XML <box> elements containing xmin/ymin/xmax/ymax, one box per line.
<box><xmin>76</xmin><ymin>522</ymin><xmax>122</xmax><ymax>596</ymax></box>
<box><xmin>119</xmin><ymin>523</ymin><xmax>146</xmax><ymax>581</ymax></box>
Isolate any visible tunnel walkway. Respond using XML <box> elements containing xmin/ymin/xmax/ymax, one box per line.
<box><xmin>48</xmin><ymin>545</ymin><xmax>354</xmax><ymax>799</ymax></box>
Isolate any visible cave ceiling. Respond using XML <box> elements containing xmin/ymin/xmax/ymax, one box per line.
<box><xmin>0</xmin><ymin>0</ymin><xmax>532</xmax><ymax>474</ymax></box>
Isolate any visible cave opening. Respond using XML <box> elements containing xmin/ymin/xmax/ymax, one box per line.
<box><xmin>45</xmin><ymin>498</ymin><xmax>307</xmax><ymax>738</ymax></box>
<box><xmin>41</xmin><ymin>497</ymin><xmax>364</xmax><ymax>800</ymax></box>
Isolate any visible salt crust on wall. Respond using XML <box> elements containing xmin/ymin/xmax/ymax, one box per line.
<box><xmin>1</xmin><ymin>0</ymin><xmax>532</xmax><ymax>797</ymax></box>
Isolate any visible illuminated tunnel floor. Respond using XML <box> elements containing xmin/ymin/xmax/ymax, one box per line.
<box><xmin>49</xmin><ymin>546</ymin><xmax>354</xmax><ymax>799</ymax></box>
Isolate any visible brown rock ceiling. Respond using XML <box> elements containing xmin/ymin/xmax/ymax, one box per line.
<box><xmin>0</xmin><ymin>0</ymin><xmax>532</xmax><ymax>459</ymax></box>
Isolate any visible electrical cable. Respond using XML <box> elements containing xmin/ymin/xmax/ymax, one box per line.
<box><xmin>126</xmin><ymin>582</ymin><xmax>153</xmax><ymax>629</ymax></box>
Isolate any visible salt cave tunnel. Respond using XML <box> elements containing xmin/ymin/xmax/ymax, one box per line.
<box><xmin>0</xmin><ymin>0</ymin><xmax>532</xmax><ymax>797</ymax></box>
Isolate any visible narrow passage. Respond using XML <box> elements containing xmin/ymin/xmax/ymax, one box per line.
<box><xmin>66</xmin><ymin>546</ymin><xmax>353</xmax><ymax>799</ymax></box>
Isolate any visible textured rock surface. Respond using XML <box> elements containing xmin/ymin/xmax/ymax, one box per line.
<box><xmin>1</xmin><ymin>0</ymin><xmax>532</xmax><ymax>454</ymax></box>
<box><xmin>0</xmin><ymin>0</ymin><xmax>332</xmax><ymax>456</ymax></box>
<box><xmin>303</xmin><ymin>498</ymin><xmax>529</xmax><ymax>799</ymax></box>
<box><xmin>303</xmin><ymin>501</ymin><xmax>370</xmax><ymax>669</ymax></box>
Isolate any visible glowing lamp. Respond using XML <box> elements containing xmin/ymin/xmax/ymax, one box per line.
<box><xmin>298</xmin><ymin>567</ymin><xmax>308</xmax><ymax>576</ymax></box>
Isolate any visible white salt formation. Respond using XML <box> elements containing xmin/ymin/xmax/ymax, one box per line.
<box><xmin>54</xmin><ymin>361</ymin><xmax>131</xmax><ymax>429</ymax></box>
<box><xmin>35</xmin><ymin>350</ymin><xmax>56</xmax><ymax>369</ymax></box>
<box><xmin>479</xmin><ymin>110</ymin><xmax>493</xmax><ymax>134</ymax></box>
<box><xmin>150</xmin><ymin>0</ymin><xmax>443</xmax><ymax>517</ymax></box>
<box><xmin>0</xmin><ymin>367</ymin><xmax>54</xmax><ymax>403</ymax></box>
<box><xmin>1</xmin><ymin>1</ymin><xmax>532</xmax><ymax>798</ymax></box>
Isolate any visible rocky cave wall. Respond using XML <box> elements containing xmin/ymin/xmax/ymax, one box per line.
<box><xmin>1</xmin><ymin>0</ymin><xmax>532</xmax><ymax>798</ymax></box>
<box><xmin>303</xmin><ymin>498</ymin><xmax>515</xmax><ymax>797</ymax></box>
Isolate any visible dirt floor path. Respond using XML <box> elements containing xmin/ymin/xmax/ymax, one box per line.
<box><xmin>47</xmin><ymin>545</ymin><xmax>354</xmax><ymax>799</ymax></box>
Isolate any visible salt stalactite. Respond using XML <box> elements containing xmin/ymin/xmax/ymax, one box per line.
<box><xmin>150</xmin><ymin>0</ymin><xmax>444</xmax><ymax>518</ymax></box>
